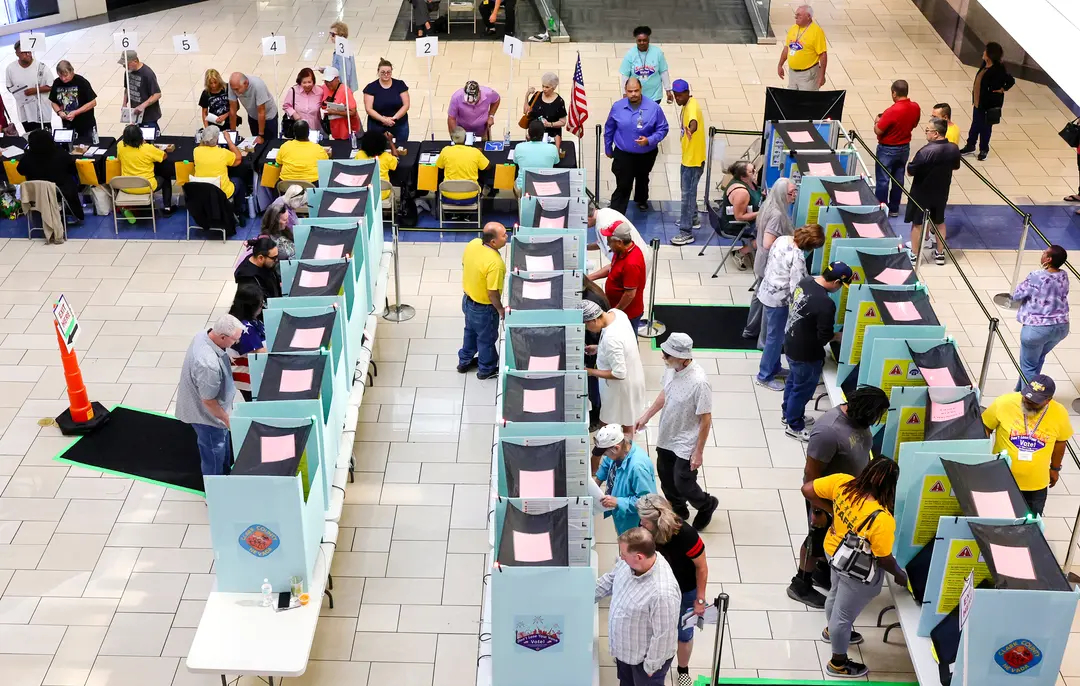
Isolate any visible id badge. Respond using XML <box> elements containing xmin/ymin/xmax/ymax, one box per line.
<box><xmin>636</xmin><ymin>116</ymin><xmax>644</xmax><ymax>130</ymax></box>
<box><xmin>1018</xmin><ymin>450</ymin><xmax>1034</xmax><ymax>462</ymax></box>
<box><xmin>788</xmin><ymin>41</ymin><xmax>803</xmax><ymax>56</ymax></box>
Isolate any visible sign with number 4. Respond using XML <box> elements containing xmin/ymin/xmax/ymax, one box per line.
<box><xmin>416</xmin><ymin>36</ymin><xmax>437</xmax><ymax>58</ymax></box>
<box><xmin>262</xmin><ymin>35</ymin><xmax>286</xmax><ymax>57</ymax></box>
<box><xmin>17</xmin><ymin>32</ymin><xmax>45</xmax><ymax>54</ymax></box>
<box><xmin>113</xmin><ymin>32</ymin><xmax>139</xmax><ymax>52</ymax></box>
<box><xmin>503</xmin><ymin>35</ymin><xmax>524</xmax><ymax>60</ymax></box>
<box><xmin>172</xmin><ymin>34</ymin><xmax>200</xmax><ymax>54</ymax></box>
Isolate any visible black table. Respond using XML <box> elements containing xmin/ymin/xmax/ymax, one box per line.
<box><xmin>0</xmin><ymin>134</ymin><xmax>117</xmax><ymax>186</ymax></box>
<box><xmin>250</xmin><ymin>138</ymin><xmax>421</xmax><ymax>188</ymax></box>
<box><xmin>97</xmin><ymin>135</ymin><xmax>257</xmax><ymax>190</ymax></box>
<box><xmin>414</xmin><ymin>138</ymin><xmax>578</xmax><ymax>190</ymax></box>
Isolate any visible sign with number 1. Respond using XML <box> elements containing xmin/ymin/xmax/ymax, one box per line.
<box><xmin>416</xmin><ymin>36</ymin><xmax>438</xmax><ymax>58</ymax></box>
<box><xmin>113</xmin><ymin>32</ymin><xmax>139</xmax><ymax>52</ymax></box>
<box><xmin>17</xmin><ymin>32</ymin><xmax>45</xmax><ymax>54</ymax></box>
<box><xmin>172</xmin><ymin>34</ymin><xmax>199</xmax><ymax>54</ymax></box>
<box><xmin>262</xmin><ymin>35</ymin><xmax>286</xmax><ymax>56</ymax></box>
<box><xmin>503</xmin><ymin>35</ymin><xmax>524</xmax><ymax>60</ymax></box>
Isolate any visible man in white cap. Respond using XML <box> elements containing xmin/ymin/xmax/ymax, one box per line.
<box><xmin>635</xmin><ymin>333</ymin><xmax>718</xmax><ymax>531</ymax></box>
<box><xmin>593</xmin><ymin>423</ymin><xmax>657</xmax><ymax>535</ymax></box>
<box><xmin>588</xmin><ymin>213</ymin><xmax>649</xmax><ymax>334</ymax></box>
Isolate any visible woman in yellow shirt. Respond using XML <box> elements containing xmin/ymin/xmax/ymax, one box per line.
<box><xmin>116</xmin><ymin>124</ymin><xmax>170</xmax><ymax>214</ymax></box>
<box><xmin>192</xmin><ymin>125</ymin><xmax>245</xmax><ymax>218</ymax></box>
<box><xmin>355</xmin><ymin>130</ymin><xmax>399</xmax><ymax>200</ymax></box>
<box><xmin>802</xmin><ymin>458</ymin><xmax>906</xmax><ymax>679</ymax></box>
<box><xmin>276</xmin><ymin>120</ymin><xmax>329</xmax><ymax>184</ymax></box>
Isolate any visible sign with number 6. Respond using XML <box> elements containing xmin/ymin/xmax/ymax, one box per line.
<box><xmin>416</xmin><ymin>36</ymin><xmax>438</xmax><ymax>58</ymax></box>
<box><xmin>172</xmin><ymin>34</ymin><xmax>200</xmax><ymax>54</ymax></box>
<box><xmin>17</xmin><ymin>32</ymin><xmax>45</xmax><ymax>54</ymax></box>
<box><xmin>113</xmin><ymin>32</ymin><xmax>140</xmax><ymax>52</ymax></box>
<box><xmin>261</xmin><ymin>35</ymin><xmax>286</xmax><ymax>56</ymax></box>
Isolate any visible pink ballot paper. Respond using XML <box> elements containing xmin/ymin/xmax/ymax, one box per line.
<box><xmin>260</xmin><ymin>435</ymin><xmax>296</xmax><ymax>463</ymax></box>
<box><xmin>333</xmin><ymin>172</ymin><xmax>368</xmax><ymax>187</ymax></box>
<box><xmin>521</xmin><ymin>280</ymin><xmax>552</xmax><ymax>300</ymax></box>
<box><xmin>327</xmin><ymin>197</ymin><xmax>359</xmax><ymax>213</ymax></box>
<box><xmin>874</xmin><ymin>267</ymin><xmax>912</xmax><ymax>285</ymax></box>
<box><xmin>807</xmin><ymin>162</ymin><xmax>834</xmax><ymax>176</ymax></box>
<box><xmin>989</xmin><ymin>543</ymin><xmax>1036</xmax><ymax>579</ymax></box>
<box><xmin>522</xmin><ymin>387</ymin><xmax>557</xmax><ymax>414</ymax></box>
<box><xmin>971</xmin><ymin>490</ymin><xmax>1016</xmax><ymax>518</ymax></box>
<box><xmin>883</xmin><ymin>300</ymin><xmax>920</xmax><ymax>321</ymax></box>
<box><xmin>921</xmin><ymin>367</ymin><xmax>955</xmax><ymax>387</ymax></box>
<box><xmin>538</xmin><ymin>215</ymin><xmax>565</xmax><ymax>228</ymax></box>
<box><xmin>787</xmin><ymin>130</ymin><xmax>814</xmax><ymax>143</ymax></box>
<box><xmin>279</xmin><ymin>368</ymin><xmax>314</xmax><ymax>393</ymax></box>
<box><xmin>314</xmin><ymin>243</ymin><xmax>345</xmax><ymax>259</ymax></box>
<box><xmin>833</xmin><ymin>190</ymin><xmax>863</xmax><ymax>205</ymax></box>
<box><xmin>518</xmin><ymin>470</ymin><xmax>555</xmax><ymax>498</ymax></box>
<box><xmin>527</xmin><ymin>355</ymin><xmax>561</xmax><ymax>372</ymax></box>
<box><xmin>531</xmin><ymin>181</ymin><xmax>561</xmax><ymax>196</ymax></box>
<box><xmin>525</xmin><ymin>255</ymin><xmax>555</xmax><ymax>272</ymax></box>
<box><xmin>930</xmin><ymin>399</ymin><xmax>965</xmax><ymax>422</ymax></box>
<box><xmin>852</xmin><ymin>222</ymin><xmax>885</xmax><ymax>237</ymax></box>
<box><xmin>298</xmin><ymin>270</ymin><xmax>330</xmax><ymax>288</ymax></box>
<box><xmin>290</xmin><ymin>327</ymin><xmax>325</xmax><ymax>350</ymax></box>
<box><xmin>513</xmin><ymin>531</ymin><xmax>553</xmax><ymax>562</ymax></box>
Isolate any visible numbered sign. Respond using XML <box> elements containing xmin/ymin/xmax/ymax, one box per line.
<box><xmin>113</xmin><ymin>32</ymin><xmax>140</xmax><ymax>52</ymax></box>
<box><xmin>261</xmin><ymin>35</ymin><xmax>286</xmax><ymax>57</ymax></box>
<box><xmin>334</xmin><ymin>36</ymin><xmax>351</xmax><ymax>57</ymax></box>
<box><xmin>503</xmin><ymin>35</ymin><xmax>524</xmax><ymax>60</ymax></box>
<box><xmin>415</xmin><ymin>36</ymin><xmax>438</xmax><ymax>58</ymax></box>
<box><xmin>17</xmin><ymin>32</ymin><xmax>45</xmax><ymax>54</ymax></box>
<box><xmin>172</xmin><ymin>34</ymin><xmax>200</xmax><ymax>54</ymax></box>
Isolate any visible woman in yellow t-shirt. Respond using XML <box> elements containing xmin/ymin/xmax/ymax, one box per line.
<box><xmin>355</xmin><ymin>130</ymin><xmax>400</xmax><ymax>200</ymax></box>
<box><xmin>276</xmin><ymin>120</ymin><xmax>329</xmax><ymax>184</ymax></box>
<box><xmin>192</xmin><ymin>125</ymin><xmax>245</xmax><ymax>217</ymax></box>
<box><xmin>116</xmin><ymin>124</ymin><xmax>170</xmax><ymax>213</ymax></box>
<box><xmin>802</xmin><ymin>458</ymin><xmax>906</xmax><ymax>680</ymax></box>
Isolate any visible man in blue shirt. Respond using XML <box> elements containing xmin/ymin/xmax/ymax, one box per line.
<box><xmin>593</xmin><ymin>424</ymin><xmax>657</xmax><ymax>535</ymax></box>
<box><xmin>604</xmin><ymin>77</ymin><xmax>669</xmax><ymax>215</ymax></box>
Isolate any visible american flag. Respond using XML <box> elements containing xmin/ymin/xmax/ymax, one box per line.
<box><xmin>567</xmin><ymin>53</ymin><xmax>587</xmax><ymax>138</ymax></box>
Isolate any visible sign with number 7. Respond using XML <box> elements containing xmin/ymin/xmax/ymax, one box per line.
<box><xmin>17</xmin><ymin>32</ymin><xmax>45</xmax><ymax>54</ymax></box>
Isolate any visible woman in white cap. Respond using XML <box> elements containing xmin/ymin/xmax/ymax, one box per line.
<box><xmin>582</xmin><ymin>300</ymin><xmax>646</xmax><ymax>437</ymax></box>
<box><xmin>593</xmin><ymin>423</ymin><xmax>656</xmax><ymax>535</ymax></box>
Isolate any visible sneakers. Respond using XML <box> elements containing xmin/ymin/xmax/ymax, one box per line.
<box><xmin>786</xmin><ymin>576</ymin><xmax>826</xmax><ymax>609</ymax></box>
<box><xmin>959</xmin><ymin>145</ymin><xmax>976</xmax><ymax>156</ymax></box>
<box><xmin>821</xmin><ymin>627</ymin><xmax>864</xmax><ymax>645</ymax></box>
<box><xmin>933</xmin><ymin>249</ymin><xmax>945</xmax><ymax>266</ymax></box>
<box><xmin>827</xmin><ymin>658</ymin><xmax>869</xmax><ymax>678</ymax></box>
<box><xmin>476</xmin><ymin>369</ymin><xmax>498</xmax><ymax>380</ymax></box>
<box><xmin>528</xmin><ymin>32</ymin><xmax>550</xmax><ymax>42</ymax></box>
<box><xmin>676</xmin><ymin>671</ymin><xmax>693</xmax><ymax>686</ymax></box>
<box><xmin>785</xmin><ymin>425</ymin><xmax>811</xmax><ymax>442</ymax></box>
<box><xmin>457</xmin><ymin>358</ymin><xmax>477</xmax><ymax>373</ymax></box>
<box><xmin>692</xmin><ymin>496</ymin><xmax>719</xmax><ymax>531</ymax></box>
<box><xmin>670</xmin><ymin>232</ymin><xmax>696</xmax><ymax>246</ymax></box>
<box><xmin>775</xmin><ymin>366</ymin><xmax>790</xmax><ymax>378</ymax></box>
<box><xmin>781</xmin><ymin>415</ymin><xmax>815</xmax><ymax>428</ymax></box>
<box><xmin>755</xmin><ymin>377</ymin><xmax>785</xmax><ymax>392</ymax></box>
<box><xmin>887</xmin><ymin>211</ymin><xmax>899</xmax><ymax>218</ymax></box>
<box><xmin>976</xmin><ymin>152</ymin><xmax>988</xmax><ymax>161</ymax></box>
<box><xmin>812</xmin><ymin>559</ymin><xmax>832</xmax><ymax>590</ymax></box>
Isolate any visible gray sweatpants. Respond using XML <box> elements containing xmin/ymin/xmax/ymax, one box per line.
<box><xmin>824</xmin><ymin>566</ymin><xmax>883</xmax><ymax>655</ymax></box>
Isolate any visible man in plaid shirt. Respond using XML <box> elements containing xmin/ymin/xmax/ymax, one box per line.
<box><xmin>596</xmin><ymin>527</ymin><xmax>681</xmax><ymax>685</ymax></box>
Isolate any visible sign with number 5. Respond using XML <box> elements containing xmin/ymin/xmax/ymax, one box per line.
<box><xmin>261</xmin><ymin>35</ymin><xmax>286</xmax><ymax>57</ymax></box>
<box><xmin>17</xmin><ymin>32</ymin><xmax>45</xmax><ymax>54</ymax></box>
<box><xmin>415</xmin><ymin>36</ymin><xmax>438</xmax><ymax>58</ymax></box>
<box><xmin>172</xmin><ymin>34</ymin><xmax>200</xmax><ymax>54</ymax></box>
<box><xmin>113</xmin><ymin>32</ymin><xmax>139</xmax><ymax>52</ymax></box>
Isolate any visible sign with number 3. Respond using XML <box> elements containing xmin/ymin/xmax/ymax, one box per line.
<box><xmin>335</xmin><ymin>36</ymin><xmax>350</xmax><ymax>56</ymax></box>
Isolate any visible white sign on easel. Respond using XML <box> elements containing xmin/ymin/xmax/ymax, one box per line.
<box><xmin>261</xmin><ymin>35</ymin><xmax>286</xmax><ymax>115</ymax></box>
<box><xmin>502</xmin><ymin>36</ymin><xmax>524</xmax><ymax>142</ymax></box>
<box><xmin>172</xmin><ymin>34</ymin><xmax>199</xmax><ymax>104</ymax></box>
<box><xmin>416</xmin><ymin>37</ymin><xmax>437</xmax><ymax>141</ymax></box>
<box><xmin>114</xmin><ymin>31</ymin><xmax>140</xmax><ymax>125</ymax></box>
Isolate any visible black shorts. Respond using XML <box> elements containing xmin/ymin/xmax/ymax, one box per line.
<box><xmin>904</xmin><ymin>201</ymin><xmax>946</xmax><ymax>227</ymax></box>
<box><xmin>805</xmin><ymin>499</ymin><xmax>831</xmax><ymax>558</ymax></box>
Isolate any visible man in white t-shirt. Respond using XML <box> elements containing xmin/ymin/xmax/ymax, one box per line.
<box><xmin>5</xmin><ymin>41</ymin><xmax>52</xmax><ymax>132</ymax></box>
<box><xmin>588</xmin><ymin>205</ymin><xmax>650</xmax><ymax>276</ymax></box>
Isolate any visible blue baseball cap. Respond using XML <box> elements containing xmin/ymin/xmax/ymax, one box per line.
<box><xmin>671</xmin><ymin>79</ymin><xmax>690</xmax><ymax>93</ymax></box>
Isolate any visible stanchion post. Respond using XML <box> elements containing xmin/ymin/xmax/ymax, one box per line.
<box><xmin>708</xmin><ymin>593</ymin><xmax>730</xmax><ymax>686</ymax></box>
<box><xmin>977</xmin><ymin>317</ymin><xmax>998</xmax><ymax>395</ymax></box>
<box><xmin>637</xmin><ymin>238</ymin><xmax>666</xmax><ymax>339</ymax></box>
<box><xmin>383</xmin><ymin>223</ymin><xmax>415</xmax><ymax>322</ymax></box>
<box><xmin>1065</xmin><ymin>507</ymin><xmax>1080</xmax><ymax>579</ymax></box>
<box><xmin>992</xmin><ymin>214</ymin><xmax>1031</xmax><ymax>310</ymax></box>
<box><xmin>593</xmin><ymin>123</ymin><xmax>601</xmax><ymax>202</ymax></box>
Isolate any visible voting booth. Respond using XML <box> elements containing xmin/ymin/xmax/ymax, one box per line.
<box><xmin>523</xmin><ymin>168</ymin><xmax>587</xmax><ymax>198</ymax></box>
<box><xmin>763</xmin><ymin>119</ymin><xmax>842</xmax><ymax>188</ymax></box>
<box><xmin>519</xmin><ymin>195</ymin><xmax>589</xmax><ymax>230</ymax></box>
<box><xmin>317</xmin><ymin>159</ymin><xmax>377</xmax><ymax>189</ymax></box>
<box><xmin>496</xmin><ymin>428</ymin><xmax>592</xmax><ymax>498</ymax></box>
<box><xmin>506</xmin><ymin>271</ymin><xmax>583</xmax><ymax>311</ymax></box>
<box><xmin>509</xmin><ymin>232</ymin><xmax>586</xmax><ymax>273</ymax></box>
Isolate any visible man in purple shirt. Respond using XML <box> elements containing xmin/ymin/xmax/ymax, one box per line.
<box><xmin>1012</xmin><ymin>244</ymin><xmax>1070</xmax><ymax>390</ymax></box>
<box><xmin>604</xmin><ymin>77</ymin><xmax>669</xmax><ymax>214</ymax></box>
<box><xmin>447</xmin><ymin>80</ymin><xmax>501</xmax><ymax>140</ymax></box>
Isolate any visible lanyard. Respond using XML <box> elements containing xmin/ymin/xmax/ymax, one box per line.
<box><xmin>1022</xmin><ymin>405</ymin><xmax>1048</xmax><ymax>437</ymax></box>
<box><xmin>792</xmin><ymin>26</ymin><xmax>808</xmax><ymax>44</ymax></box>
<box><xmin>637</xmin><ymin>49</ymin><xmax>649</xmax><ymax>73</ymax></box>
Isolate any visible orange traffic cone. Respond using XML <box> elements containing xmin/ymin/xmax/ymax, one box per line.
<box><xmin>54</xmin><ymin>320</ymin><xmax>110</xmax><ymax>435</ymax></box>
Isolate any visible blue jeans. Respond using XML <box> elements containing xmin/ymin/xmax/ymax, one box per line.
<box><xmin>192</xmin><ymin>423</ymin><xmax>230</xmax><ymax>476</ymax></box>
<box><xmin>757</xmin><ymin>304</ymin><xmax>788</xmax><ymax>382</ymax></box>
<box><xmin>782</xmin><ymin>358</ymin><xmax>824</xmax><ymax>430</ymax></box>
<box><xmin>629</xmin><ymin>316</ymin><xmax>643</xmax><ymax>336</ymax></box>
<box><xmin>368</xmin><ymin>118</ymin><xmax>409</xmax><ymax>144</ymax></box>
<box><xmin>459</xmin><ymin>295</ymin><xmax>500</xmax><ymax>374</ymax></box>
<box><xmin>678</xmin><ymin>588</ymin><xmax>698</xmax><ymax>643</ymax></box>
<box><xmin>679</xmin><ymin>164</ymin><xmax>704</xmax><ymax>231</ymax></box>
<box><xmin>875</xmin><ymin>144</ymin><xmax>909</xmax><ymax>214</ymax></box>
<box><xmin>1016</xmin><ymin>322</ymin><xmax>1069</xmax><ymax>391</ymax></box>
<box><xmin>966</xmin><ymin>107</ymin><xmax>992</xmax><ymax>154</ymax></box>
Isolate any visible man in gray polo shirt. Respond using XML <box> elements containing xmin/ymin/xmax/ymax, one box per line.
<box><xmin>177</xmin><ymin>315</ymin><xmax>243</xmax><ymax>476</ymax></box>
<box><xmin>635</xmin><ymin>333</ymin><xmax>719</xmax><ymax>531</ymax></box>
<box><xmin>228</xmin><ymin>72</ymin><xmax>279</xmax><ymax>144</ymax></box>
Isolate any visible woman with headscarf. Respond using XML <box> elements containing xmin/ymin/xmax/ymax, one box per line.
<box><xmin>582</xmin><ymin>299</ymin><xmax>646</xmax><ymax>438</ymax></box>
<box><xmin>742</xmin><ymin>177</ymin><xmax>797</xmax><ymax>345</ymax></box>
<box><xmin>17</xmin><ymin>128</ymin><xmax>83</xmax><ymax>221</ymax></box>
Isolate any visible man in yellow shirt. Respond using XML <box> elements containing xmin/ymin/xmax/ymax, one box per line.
<box><xmin>672</xmin><ymin>79</ymin><xmax>705</xmax><ymax>246</ymax></box>
<box><xmin>276</xmin><ymin>120</ymin><xmax>329</xmax><ymax>184</ymax></box>
<box><xmin>982</xmin><ymin>374</ymin><xmax>1073</xmax><ymax>516</ymax></box>
<box><xmin>932</xmin><ymin>103</ymin><xmax>961</xmax><ymax>145</ymax></box>
<box><xmin>777</xmin><ymin>5</ymin><xmax>828</xmax><ymax>91</ymax></box>
<box><xmin>458</xmin><ymin>222</ymin><xmax>507</xmax><ymax>380</ymax></box>
<box><xmin>437</xmin><ymin>126</ymin><xmax>491</xmax><ymax>204</ymax></box>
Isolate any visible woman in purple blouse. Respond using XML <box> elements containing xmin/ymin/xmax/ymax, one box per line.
<box><xmin>1012</xmin><ymin>244</ymin><xmax>1070</xmax><ymax>389</ymax></box>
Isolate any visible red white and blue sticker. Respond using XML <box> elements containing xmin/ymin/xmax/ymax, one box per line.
<box><xmin>995</xmin><ymin>638</ymin><xmax>1042</xmax><ymax>674</ymax></box>
<box><xmin>239</xmin><ymin>524</ymin><xmax>280</xmax><ymax>557</ymax></box>
<box><xmin>515</xmin><ymin>615</ymin><xmax>563</xmax><ymax>652</ymax></box>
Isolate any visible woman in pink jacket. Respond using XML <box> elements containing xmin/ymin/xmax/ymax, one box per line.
<box><xmin>282</xmin><ymin>67</ymin><xmax>323</xmax><ymax>132</ymax></box>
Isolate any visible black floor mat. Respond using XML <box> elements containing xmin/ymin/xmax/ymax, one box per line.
<box><xmin>649</xmin><ymin>304</ymin><xmax>758</xmax><ymax>352</ymax></box>
<box><xmin>54</xmin><ymin>405</ymin><xmax>205</xmax><ymax>496</ymax></box>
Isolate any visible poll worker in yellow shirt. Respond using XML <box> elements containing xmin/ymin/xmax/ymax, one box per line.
<box><xmin>355</xmin><ymin>129</ymin><xmax>400</xmax><ymax>201</ymax></box>
<box><xmin>437</xmin><ymin>126</ymin><xmax>491</xmax><ymax>206</ymax></box>
<box><xmin>276</xmin><ymin>120</ymin><xmax>329</xmax><ymax>184</ymax></box>
<box><xmin>777</xmin><ymin>5</ymin><xmax>828</xmax><ymax>91</ymax></box>
<box><xmin>672</xmin><ymin>79</ymin><xmax>705</xmax><ymax>246</ymax></box>
<box><xmin>982</xmin><ymin>374</ymin><xmax>1073</xmax><ymax>516</ymax></box>
<box><xmin>458</xmin><ymin>222</ymin><xmax>507</xmax><ymax>381</ymax></box>
<box><xmin>116</xmin><ymin>124</ymin><xmax>171</xmax><ymax>214</ymax></box>
<box><xmin>931</xmin><ymin>102</ymin><xmax>961</xmax><ymax>146</ymax></box>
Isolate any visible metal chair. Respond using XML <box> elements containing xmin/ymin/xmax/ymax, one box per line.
<box><xmin>21</xmin><ymin>180</ymin><xmax>70</xmax><ymax>240</ymax></box>
<box><xmin>447</xmin><ymin>0</ymin><xmax>477</xmax><ymax>34</ymax></box>
<box><xmin>183</xmin><ymin>181</ymin><xmax>233</xmax><ymax>242</ymax></box>
<box><xmin>438</xmin><ymin>180</ymin><xmax>482</xmax><ymax>229</ymax></box>
<box><xmin>381</xmin><ymin>179</ymin><xmax>398</xmax><ymax>231</ymax></box>
<box><xmin>109</xmin><ymin>176</ymin><xmax>156</xmax><ymax>234</ymax></box>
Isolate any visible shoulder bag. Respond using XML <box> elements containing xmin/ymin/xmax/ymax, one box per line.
<box><xmin>1060</xmin><ymin>118</ymin><xmax>1080</xmax><ymax>149</ymax></box>
<box><xmin>828</xmin><ymin>508</ymin><xmax>885</xmax><ymax>583</ymax></box>
<box><xmin>281</xmin><ymin>87</ymin><xmax>296</xmax><ymax>139</ymax></box>
<box><xmin>518</xmin><ymin>90</ymin><xmax>541</xmax><ymax>129</ymax></box>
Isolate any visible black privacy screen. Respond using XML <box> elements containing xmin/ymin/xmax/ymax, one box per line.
<box><xmin>318</xmin><ymin>188</ymin><xmax>369</xmax><ymax>217</ymax></box>
<box><xmin>508</xmin><ymin>274</ymin><xmax>564</xmax><ymax>311</ymax></box>
<box><xmin>300</xmin><ymin>225</ymin><xmax>359</xmax><ymax>260</ymax></box>
<box><xmin>272</xmin><ymin>311</ymin><xmax>337</xmax><ymax>353</ymax></box>
<box><xmin>497</xmin><ymin>501</ymin><xmax>569</xmax><ymax>566</ymax></box>
<box><xmin>509</xmin><ymin>326</ymin><xmax>567</xmax><ymax>371</ymax></box>
<box><xmin>290</xmin><ymin>261</ymin><xmax>348</xmax><ymax>297</ymax></box>
<box><xmin>256</xmin><ymin>354</ymin><xmax>327</xmax><ymax>401</ymax></box>
<box><xmin>502</xmin><ymin>441</ymin><xmax>568</xmax><ymax>498</ymax></box>
<box><xmin>822</xmin><ymin>179</ymin><xmax>878</xmax><ymax>207</ymax></box>
<box><xmin>503</xmin><ymin>374</ymin><xmax>566</xmax><ymax>423</ymax></box>
<box><xmin>511</xmin><ymin>237</ymin><xmax>566</xmax><ymax>273</ymax></box>
<box><xmin>870</xmin><ymin>288</ymin><xmax>939</xmax><ymax>326</ymax></box>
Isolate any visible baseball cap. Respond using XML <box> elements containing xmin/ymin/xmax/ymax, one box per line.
<box><xmin>660</xmin><ymin>332</ymin><xmax>693</xmax><ymax>359</ymax></box>
<box><xmin>671</xmin><ymin>79</ymin><xmax>690</xmax><ymax>93</ymax></box>
<box><xmin>464</xmin><ymin>80</ymin><xmax>481</xmax><ymax>104</ymax></box>
<box><xmin>323</xmin><ymin>66</ymin><xmax>340</xmax><ymax>81</ymax></box>
<box><xmin>1021</xmin><ymin>374</ymin><xmax>1056</xmax><ymax>405</ymax></box>
<box><xmin>593</xmin><ymin>424</ymin><xmax>624</xmax><ymax>450</ymax></box>
<box><xmin>580</xmin><ymin>300</ymin><xmax>604</xmax><ymax>322</ymax></box>
<box><xmin>600</xmin><ymin>220</ymin><xmax>632</xmax><ymax>242</ymax></box>
<box><xmin>117</xmin><ymin>50</ymin><xmax>138</xmax><ymax>64</ymax></box>
<box><xmin>823</xmin><ymin>261</ymin><xmax>854</xmax><ymax>284</ymax></box>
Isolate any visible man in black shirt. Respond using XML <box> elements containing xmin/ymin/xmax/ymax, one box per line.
<box><xmin>118</xmin><ymin>50</ymin><xmax>162</xmax><ymax>129</ymax></box>
<box><xmin>782</xmin><ymin>261</ymin><xmax>852</xmax><ymax>441</ymax></box>
<box><xmin>907</xmin><ymin>117</ymin><xmax>961</xmax><ymax>266</ymax></box>
<box><xmin>234</xmin><ymin>237</ymin><xmax>281</xmax><ymax>305</ymax></box>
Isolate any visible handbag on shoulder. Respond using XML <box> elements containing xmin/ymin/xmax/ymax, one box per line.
<box><xmin>1060</xmin><ymin>118</ymin><xmax>1080</xmax><ymax>149</ymax></box>
<box><xmin>828</xmin><ymin>509</ymin><xmax>884</xmax><ymax>583</ymax></box>
<box><xmin>518</xmin><ymin>91</ymin><xmax>541</xmax><ymax>129</ymax></box>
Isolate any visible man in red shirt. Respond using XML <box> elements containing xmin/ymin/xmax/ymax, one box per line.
<box><xmin>588</xmin><ymin>221</ymin><xmax>647</xmax><ymax>334</ymax></box>
<box><xmin>873</xmin><ymin>80</ymin><xmax>920</xmax><ymax>217</ymax></box>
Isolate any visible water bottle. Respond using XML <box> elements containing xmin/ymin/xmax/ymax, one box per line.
<box><xmin>261</xmin><ymin>578</ymin><xmax>273</xmax><ymax>607</ymax></box>
<box><xmin>502</xmin><ymin>129</ymin><xmax>510</xmax><ymax>148</ymax></box>
<box><xmin>91</xmin><ymin>126</ymin><xmax>98</xmax><ymax>146</ymax></box>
